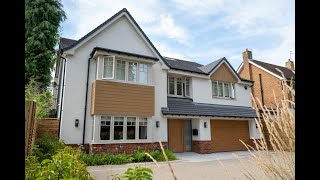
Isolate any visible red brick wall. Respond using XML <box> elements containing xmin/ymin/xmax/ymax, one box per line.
<box><xmin>67</xmin><ymin>144</ymin><xmax>90</xmax><ymax>153</ymax></box>
<box><xmin>192</xmin><ymin>141</ymin><xmax>212</xmax><ymax>154</ymax></box>
<box><xmin>89</xmin><ymin>142</ymin><xmax>168</xmax><ymax>154</ymax></box>
<box><xmin>239</xmin><ymin>63</ymin><xmax>282</xmax><ymax>109</ymax></box>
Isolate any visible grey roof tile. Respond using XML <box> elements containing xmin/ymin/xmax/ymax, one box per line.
<box><xmin>163</xmin><ymin>57</ymin><xmax>207</xmax><ymax>74</ymax></box>
<box><xmin>162</xmin><ymin>97</ymin><xmax>257</xmax><ymax>118</ymax></box>
<box><xmin>251</xmin><ymin>60</ymin><xmax>295</xmax><ymax>80</ymax></box>
<box><xmin>60</xmin><ymin>37</ymin><xmax>77</xmax><ymax>49</ymax></box>
<box><xmin>198</xmin><ymin>58</ymin><xmax>224</xmax><ymax>74</ymax></box>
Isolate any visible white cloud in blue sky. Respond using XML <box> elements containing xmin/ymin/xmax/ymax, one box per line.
<box><xmin>60</xmin><ymin>0</ymin><xmax>295</xmax><ymax>69</ymax></box>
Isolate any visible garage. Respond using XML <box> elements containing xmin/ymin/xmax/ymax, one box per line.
<box><xmin>210</xmin><ymin>120</ymin><xmax>250</xmax><ymax>152</ymax></box>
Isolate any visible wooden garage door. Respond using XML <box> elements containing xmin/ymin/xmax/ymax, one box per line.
<box><xmin>211</xmin><ymin>120</ymin><xmax>250</xmax><ymax>152</ymax></box>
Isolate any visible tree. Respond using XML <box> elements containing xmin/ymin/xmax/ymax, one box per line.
<box><xmin>25</xmin><ymin>0</ymin><xmax>66</xmax><ymax>88</ymax></box>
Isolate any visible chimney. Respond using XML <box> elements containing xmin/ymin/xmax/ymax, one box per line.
<box><xmin>242</xmin><ymin>48</ymin><xmax>253</xmax><ymax>80</ymax></box>
<box><xmin>285</xmin><ymin>59</ymin><xmax>294</xmax><ymax>70</ymax></box>
<box><xmin>242</xmin><ymin>48</ymin><xmax>252</xmax><ymax>61</ymax></box>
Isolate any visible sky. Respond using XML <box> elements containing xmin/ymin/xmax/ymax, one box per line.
<box><xmin>60</xmin><ymin>0</ymin><xmax>295</xmax><ymax>69</ymax></box>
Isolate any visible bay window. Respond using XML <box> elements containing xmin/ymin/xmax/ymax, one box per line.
<box><xmin>99</xmin><ymin>116</ymin><xmax>148</xmax><ymax>141</ymax></box>
<box><xmin>101</xmin><ymin>56</ymin><xmax>149</xmax><ymax>84</ymax></box>
<box><xmin>212</xmin><ymin>81</ymin><xmax>235</xmax><ymax>99</ymax></box>
<box><xmin>168</xmin><ymin>75</ymin><xmax>191</xmax><ymax>97</ymax></box>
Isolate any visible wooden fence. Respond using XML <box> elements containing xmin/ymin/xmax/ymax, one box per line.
<box><xmin>36</xmin><ymin>118</ymin><xmax>60</xmax><ymax>140</ymax></box>
<box><xmin>25</xmin><ymin>101</ymin><xmax>37</xmax><ymax>157</ymax></box>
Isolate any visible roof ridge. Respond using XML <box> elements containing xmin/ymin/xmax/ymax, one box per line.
<box><xmin>251</xmin><ymin>59</ymin><xmax>289</xmax><ymax>70</ymax></box>
<box><xmin>163</xmin><ymin>56</ymin><xmax>203</xmax><ymax>65</ymax></box>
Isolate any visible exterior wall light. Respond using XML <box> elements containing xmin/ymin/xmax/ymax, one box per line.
<box><xmin>204</xmin><ymin>122</ymin><xmax>207</xmax><ymax>128</ymax></box>
<box><xmin>156</xmin><ymin>121</ymin><xmax>160</xmax><ymax>128</ymax></box>
<box><xmin>244</xmin><ymin>86</ymin><xmax>248</xmax><ymax>90</ymax></box>
<box><xmin>75</xmin><ymin>119</ymin><xmax>79</xmax><ymax>127</ymax></box>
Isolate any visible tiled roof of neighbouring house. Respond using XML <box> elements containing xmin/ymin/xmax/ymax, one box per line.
<box><xmin>251</xmin><ymin>59</ymin><xmax>295</xmax><ymax>80</ymax></box>
<box><xmin>59</xmin><ymin>37</ymin><xmax>77</xmax><ymax>50</ymax></box>
<box><xmin>162</xmin><ymin>97</ymin><xmax>257</xmax><ymax>118</ymax></box>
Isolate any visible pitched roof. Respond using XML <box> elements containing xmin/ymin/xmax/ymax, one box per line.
<box><xmin>198</xmin><ymin>58</ymin><xmax>224</xmax><ymax>74</ymax></box>
<box><xmin>59</xmin><ymin>37</ymin><xmax>77</xmax><ymax>50</ymax></box>
<box><xmin>162</xmin><ymin>57</ymin><xmax>207</xmax><ymax>74</ymax></box>
<box><xmin>251</xmin><ymin>60</ymin><xmax>295</xmax><ymax>80</ymax></box>
<box><xmin>162</xmin><ymin>97</ymin><xmax>257</xmax><ymax>118</ymax></box>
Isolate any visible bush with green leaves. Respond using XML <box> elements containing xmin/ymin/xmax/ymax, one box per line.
<box><xmin>26</xmin><ymin>146</ymin><xmax>93</xmax><ymax>180</ymax></box>
<box><xmin>123</xmin><ymin>166</ymin><xmax>153</xmax><ymax>180</ymax></box>
<box><xmin>32</xmin><ymin>132</ymin><xmax>65</xmax><ymax>162</ymax></box>
<box><xmin>80</xmin><ymin>149</ymin><xmax>176</xmax><ymax>166</ymax></box>
<box><xmin>25</xmin><ymin>78</ymin><xmax>53</xmax><ymax>118</ymax></box>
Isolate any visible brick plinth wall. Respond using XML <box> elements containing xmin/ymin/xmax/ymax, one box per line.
<box><xmin>192</xmin><ymin>141</ymin><xmax>212</xmax><ymax>154</ymax></box>
<box><xmin>67</xmin><ymin>144</ymin><xmax>90</xmax><ymax>153</ymax></box>
<box><xmin>89</xmin><ymin>142</ymin><xmax>168</xmax><ymax>154</ymax></box>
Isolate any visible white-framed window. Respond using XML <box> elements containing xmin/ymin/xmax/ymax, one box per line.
<box><xmin>139</xmin><ymin>118</ymin><xmax>148</xmax><ymax>139</ymax></box>
<box><xmin>212</xmin><ymin>81</ymin><xmax>235</xmax><ymax>99</ymax></box>
<box><xmin>126</xmin><ymin>117</ymin><xmax>136</xmax><ymax>140</ymax></box>
<box><xmin>139</xmin><ymin>64</ymin><xmax>148</xmax><ymax>84</ymax></box>
<box><xmin>115</xmin><ymin>59</ymin><xmax>126</xmax><ymax>80</ymax></box>
<box><xmin>185</xmin><ymin>77</ymin><xmax>190</xmax><ymax>97</ymax></box>
<box><xmin>128</xmin><ymin>62</ymin><xmax>137</xmax><ymax>82</ymax></box>
<box><xmin>168</xmin><ymin>75</ymin><xmax>191</xmax><ymax>97</ymax></box>
<box><xmin>102</xmin><ymin>56</ymin><xmax>115</xmax><ymax>79</ymax></box>
<box><xmin>114</xmin><ymin>117</ymin><xmax>124</xmax><ymax>140</ymax></box>
<box><xmin>100</xmin><ymin>56</ymin><xmax>149</xmax><ymax>84</ymax></box>
<box><xmin>99</xmin><ymin>116</ymin><xmax>148</xmax><ymax>141</ymax></box>
<box><xmin>100</xmin><ymin>116</ymin><xmax>111</xmax><ymax>140</ymax></box>
<box><xmin>168</xmin><ymin>76</ymin><xmax>175</xmax><ymax>95</ymax></box>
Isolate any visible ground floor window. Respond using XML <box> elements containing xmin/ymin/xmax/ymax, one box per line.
<box><xmin>99</xmin><ymin>116</ymin><xmax>148</xmax><ymax>141</ymax></box>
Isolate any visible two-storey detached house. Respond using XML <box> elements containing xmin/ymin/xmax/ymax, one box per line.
<box><xmin>53</xmin><ymin>8</ymin><xmax>260</xmax><ymax>154</ymax></box>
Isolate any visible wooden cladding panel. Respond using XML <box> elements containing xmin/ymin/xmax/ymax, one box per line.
<box><xmin>91</xmin><ymin>80</ymin><xmax>154</xmax><ymax>116</ymax></box>
<box><xmin>211</xmin><ymin>63</ymin><xmax>238</xmax><ymax>83</ymax></box>
<box><xmin>210</xmin><ymin>120</ymin><xmax>250</xmax><ymax>152</ymax></box>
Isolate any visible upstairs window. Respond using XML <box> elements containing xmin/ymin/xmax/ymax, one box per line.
<box><xmin>168</xmin><ymin>76</ymin><xmax>191</xmax><ymax>97</ymax></box>
<box><xmin>103</xmin><ymin>56</ymin><xmax>115</xmax><ymax>79</ymax></box>
<box><xmin>212</xmin><ymin>81</ymin><xmax>235</xmax><ymax>99</ymax></box>
<box><xmin>139</xmin><ymin>64</ymin><xmax>148</xmax><ymax>84</ymax></box>
<box><xmin>128</xmin><ymin>62</ymin><xmax>137</xmax><ymax>82</ymax></box>
<box><xmin>115</xmin><ymin>60</ymin><xmax>126</xmax><ymax>80</ymax></box>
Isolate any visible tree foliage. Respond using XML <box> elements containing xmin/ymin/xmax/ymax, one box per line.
<box><xmin>25</xmin><ymin>0</ymin><xmax>66</xmax><ymax>87</ymax></box>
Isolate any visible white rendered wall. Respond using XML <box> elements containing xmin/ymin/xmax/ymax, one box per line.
<box><xmin>248</xmin><ymin>119</ymin><xmax>260</xmax><ymax>139</ymax></box>
<box><xmin>192</xmin><ymin>77</ymin><xmax>252</xmax><ymax>107</ymax></box>
<box><xmin>60</xmin><ymin>15</ymin><xmax>161</xmax><ymax>144</ymax></box>
<box><xmin>191</xmin><ymin>118</ymin><xmax>211</xmax><ymax>141</ymax></box>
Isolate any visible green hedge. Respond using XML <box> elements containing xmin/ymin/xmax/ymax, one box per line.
<box><xmin>81</xmin><ymin>149</ymin><xmax>177</xmax><ymax>166</ymax></box>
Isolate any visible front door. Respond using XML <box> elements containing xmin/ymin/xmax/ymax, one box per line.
<box><xmin>168</xmin><ymin>119</ymin><xmax>192</xmax><ymax>152</ymax></box>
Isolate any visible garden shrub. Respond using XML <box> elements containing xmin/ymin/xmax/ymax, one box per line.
<box><xmin>32</xmin><ymin>132</ymin><xmax>65</xmax><ymax>162</ymax></box>
<box><xmin>123</xmin><ymin>166</ymin><xmax>153</xmax><ymax>180</ymax></box>
<box><xmin>26</xmin><ymin>146</ymin><xmax>93</xmax><ymax>180</ymax></box>
<box><xmin>132</xmin><ymin>150</ymin><xmax>147</xmax><ymax>162</ymax></box>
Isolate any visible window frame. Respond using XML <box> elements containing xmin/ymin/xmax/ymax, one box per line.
<box><xmin>167</xmin><ymin>75</ymin><xmax>191</xmax><ymax>98</ymax></box>
<box><xmin>115</xmin><ymin>59</ymin><xmax>126</xmax><ymax>81</ymax></box>
<box><xmin>113</xmin><ymin>116</ymin><xmax>125</xmax><ymax>140</ymax></box>
<box><xmin>212</xmin><ymin>80</ymin><xmax>236</xmax><ymax>99</ymax></box>
<box><xmin>100</xmin><ymin>116</ymin><xmax>112</xmax><ymax>140</ymax></box>
<box><xmin>102</xmin><ymin>56</ymin><xmax>115</xmax><ymax>79</ymax></box>
<box><xmin>126</xmin><ymin>116</ymin><xmax>137</xmax><ymax>140</ymax></box>
<box><xmin>139</xmin><ymin>117</ymin><xmax>148</xmax><ymax>140</ymax></box>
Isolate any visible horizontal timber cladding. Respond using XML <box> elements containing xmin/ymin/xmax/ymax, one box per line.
<box><xmin>91</xmin><ymin>80</ymin><xmax>155</xmax><ymax>116</ymax></box>
<box><xmin>210</xmin><ymin>120</ymin><xmax>250</xmax><ymax>152</ymax></box>
<box><xmin>211</xmin><ymin>63</ymin><xmax>238</xmax><ymax>83</ymax></box>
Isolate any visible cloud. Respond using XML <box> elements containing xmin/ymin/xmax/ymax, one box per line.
<box><xmin>146</xmin><ymin>14</ymin><xmax>190</xmax><ymax>45</ymax></box>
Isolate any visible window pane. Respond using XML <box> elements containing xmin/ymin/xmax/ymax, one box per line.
<box><xmin>103</xmin><ymin>57</ymin><xmax>113</xmax><ymax>78</ymax></box>
<box><xmin>185</xmin><ymin>78</ymin><xmax>190</xmax><ymax>97</ymax></box>
<box><xmin>139</xmin><ymin>64</ymin><xmax>148</xmax><ymax>83</ymax></box>
<box><xmin>224</xmin><ymin>83</ymin><xmax>230</xmax><ymax>97</ymax></box>
<box><xmin>100</xmin><ymin>116</ymin><xmax>111</xmax><ymax>140</ymax></box>
<box><xmin>212</xmin><ymin>81</ymin><xmax>218</xmax><ymax>96</ymax></box>
<box><xmin>231</xmin><ymin>83</ymin><xmax>235</xmax><ymax>98</ymax></box>
<box><xmin>127</xmin><ymin>117</ymin><xmax>136</xmax><ymax>140</ymax></box>
<box><xmin>128</xmin><ymin>62</ymin><xmax>137</xmax><ymax>82</ymax></box>
<box><xmin>177</xmin><ymin>78</ymin><xmax>182</xmax><ymax>95</ymax></box>
<box><xmin>168</xmin><ymin>77</ymin><xmax>175</xmax><ymax>95</ymax></box>
<box><xmin>114</xmin><ymin>117</ymin><xmax>124</xmax><ymax>140</ymax></box>
<box><xmin>116</xmin><ymin>60</ymin><xmax>126</xmax><ymax>80</ymax></box>
<box><xmin>218</xmin><ymin>82</ymin><xmax>223</xmax><ymax>97</ymax></box>
<box><xmin>139</xmin><ymin>118</ymin><xmax>147</xmax><ymax>139</ymax></box>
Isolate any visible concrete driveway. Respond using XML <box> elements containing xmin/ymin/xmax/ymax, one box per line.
<box><xmin>87</xmin><ymin>151</ymin><xmax>264</xmax><ymax>180</ymax></box>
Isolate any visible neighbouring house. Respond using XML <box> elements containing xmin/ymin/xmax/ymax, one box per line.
<box><xmin>52</xmin><ymin>8</ymin><xmax>260</xmax><ymax>154</ymax></box>
<box><xmin>237</xmin><ymin>49</ymin><xmax>295</xmax><ymax>110</ymax></box>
